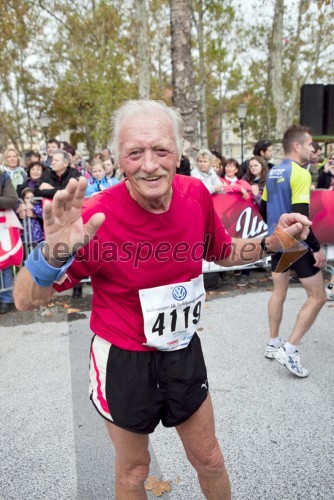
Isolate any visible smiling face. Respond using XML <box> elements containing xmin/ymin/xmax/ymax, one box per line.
<box><xmin>5</xmin><ymin>149</ymin><xmax>19</xmax><ymax>170</ymax></box>
<box><xmin>118</xmin><ymin>111</ymin><xmax>180</xmax><ymax>212</ymax></box>
<box><xmin>225</xmin><ymin>162</ymin><xmax>238</xmax><ymax>178</ymax></box>
<box><xmin>29</xmin><ymin>164</ymin><xmax>43</xmax><ymax>180</ymax></box>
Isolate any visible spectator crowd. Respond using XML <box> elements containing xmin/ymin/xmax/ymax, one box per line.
<box><xmin>1</xmin><ymin>133</ymin><xmax>333</xmax><ymax>313</ymax></box>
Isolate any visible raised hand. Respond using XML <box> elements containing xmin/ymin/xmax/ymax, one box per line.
<box><xmin>42</xmin><ymin>177</ymin><xmax>105</xmax><ymax>264</ymax></box>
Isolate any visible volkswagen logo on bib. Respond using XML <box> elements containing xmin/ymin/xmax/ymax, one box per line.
<box><xmin>172</xmin><ymin>285</ymin><xmax>187</xmax><ymax>301</ymax></box>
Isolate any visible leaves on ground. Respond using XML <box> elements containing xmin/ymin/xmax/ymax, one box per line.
<box><xmin>145</xmin><ymin>476</ymin><xmax>171</xmax><ymax>496</ymax></box>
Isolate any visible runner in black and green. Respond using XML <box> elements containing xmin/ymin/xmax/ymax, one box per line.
<box><xmin>260</xmin><ymin>125</ymin><xmax>327</xmax><ymax>377</ymax></box>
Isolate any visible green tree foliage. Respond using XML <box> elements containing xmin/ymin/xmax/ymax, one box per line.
<box><xmin>44</xmin><ymin>0</ymin><xmax>137</xmax><ymax>158</ymax></box>
<box><xmin>0</xmin><ymin>1</ymin><xmax>45</xmax><ymax>152</ymax></box>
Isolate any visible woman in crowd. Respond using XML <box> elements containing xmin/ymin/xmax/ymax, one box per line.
<box><xmin>2</xmin><ymin>147</ymin><xmax>27</xmax><ymax>191</ymax></box>
<box><xmin>191</xmin><ymin>149</ymin><xmax>223</xmax><ymax>194</ymax></box>
<box><xmin>220</xmin><ymin>158</ymin><xmax>252</xmax><ymax>199</ymax></box>
<box><xmin>318</xmin><ymin>153</ymin><xmax>334</xmax><ymax>189</ymax></box>
<box><xmin>103</xmin><ymin>157</ymin><xmax>119</xmax><ymax>187</ymax></box>
<box><xmin>237</xmin><ymin>156</ymin><xmax>268</xmax><ymax>288</ymax></box>
<box><xmin>244</xmin><ymin>155</ymin><xmax>268</xmax><ymax>206</ymax></box>
<box><xmin>211</xmin><ymin>150</ymin><xmax>226</xmax><ymax>177</ymax></box>
<box><xmin>17</xmin><ymin>161</ymin><xmax>45</xmax><ymax>198</ymax></box>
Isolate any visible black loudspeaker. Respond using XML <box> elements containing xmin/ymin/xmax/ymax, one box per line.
<box><xmin>300</xmin><ymin>84</ymin><xmax>324</xmax><ymax>135</ymax></box>
<box><xmin>323</xmin><ymin>85</ymin><xmax>334</xmax><ymax>135</ymax></box>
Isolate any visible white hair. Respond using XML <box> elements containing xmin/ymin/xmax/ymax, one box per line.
<box><xmin>111</xmin><ymin>100</ymin><xmax>184</xmax><ymax>162</ymax></box>
<box><xmin>196</xmin><ymin>149</ymin><xmax>212</xmax><ymax>161</ymax></box>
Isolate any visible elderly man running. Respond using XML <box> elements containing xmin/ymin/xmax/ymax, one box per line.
<box><xmin>14</xmin><ymin>100</ymin><xmax>311</xmax><ymax>500</ymax></box>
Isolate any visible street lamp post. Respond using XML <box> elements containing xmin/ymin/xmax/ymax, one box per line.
<box><xmin>39</xmin><ymin>114</ymin><xmax>50</xmax><ymax>143</ymax></box>
<box><xmin>237</xmin><ymin>103</ymin><xmax>248</xmax><ymax>164</ymax></box>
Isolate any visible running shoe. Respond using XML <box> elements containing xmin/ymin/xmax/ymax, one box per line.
<box><xmin>326</xmin><ymin>286</ymin><xmax>334</xmax><ymax>301</ymax></box>
<box><xmin>273</xmin><ymin>346</ymin><xmax>309</xmax><ymax>378</ymax></box>
<box><xmin>264</xmin><ymin>340</ymin><xmax>283</xmax><ymax>359</ymax></box>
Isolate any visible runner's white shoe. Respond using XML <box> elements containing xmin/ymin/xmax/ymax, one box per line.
<box><xmin>273</xmin><ymin>346</ymin><xmax>309</xmax><ymax>378</ymax></box>
<box><xmin>264</xmin><ymin>340</ymin><xmax>283</xmax><ymax>359</ymax></box>
<box><xmin>326</xmin><ymin>286</ymin><xmax>334</xmax><ymax>301</ymax></box>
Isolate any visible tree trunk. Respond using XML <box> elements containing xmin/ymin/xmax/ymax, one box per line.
<box><xmin>286</xmin><ymin>0</ymin><xmax>303</xmax><ymax>125</ymax></box>
<box><xmin>190</xmin><ymin>0</ymin><xmax>208</xmax><ymax>149</ymax></box>
<box><xmin>135</xmin><ymin>0</ymin><xmax>150</xmax><ymax>99</ymax></box>
<box><xmin>269</xmin><ymin>0</ymin><xmax>285</xmax><ymax>138</ymax></box>
<box><xmin>170</xmin><ymin>0</ymin><xmax>199</xmax><ymax>160</ymax></box>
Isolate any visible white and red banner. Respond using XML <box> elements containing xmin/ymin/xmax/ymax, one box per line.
<box><xmin>0</xmin><ymin>210</ymin><xmax>23</xmax><ymax>270</ymax></box>
<box><xmin>212</xmin><ymin>191</ymin><xmax>334</xmax><ymax>245</ymax></box>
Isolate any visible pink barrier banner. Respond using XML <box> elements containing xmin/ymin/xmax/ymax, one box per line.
<box><xmin>212</xmin><ymin>194</ymin><xmax>267</xmax><ymax>239</ymax></box>
<box><xmin>212</xmin><ymin>191</ymin><xmax>334</xmax><ymax>245</ymax></box>
<box><xmin>309</xmin><ymin>190</ymin><xmax>334</xmax><ymax>245</ymax></box>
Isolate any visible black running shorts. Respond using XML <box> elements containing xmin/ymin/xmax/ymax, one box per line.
<box><xmin>89</xmin><ymin>333</ymin><xmax>208</xmax><ymax>434</ymax></box>
<box><xmin>271</xmin><ymin>248</ymin><xmax>321</xmax><ymax>278</ymax></box>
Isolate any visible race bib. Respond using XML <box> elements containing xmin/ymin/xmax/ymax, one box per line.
<box><xmin>139</xmin><ymin>274</ymin><xmax>205</xmax><ymax>351</ymax></box>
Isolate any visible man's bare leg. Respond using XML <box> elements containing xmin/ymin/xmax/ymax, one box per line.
<box><xmin>105</xmin><ymin>421</ymin><xmax>150</xmax><ymax>499</ymax></box>
<box><xmin>288</xmin><ymin>271</ymin><xmax>327</xmax><ymax>345</ymax></box>
<box><xmin>268</xmin><ymin>271</ymin><xmax>290</xmax><ymax>340</ymax></box>
<box><xmin>176</xmin><ymin>394</ymin><xmax>231</xmax><ymax>500</ymax></box>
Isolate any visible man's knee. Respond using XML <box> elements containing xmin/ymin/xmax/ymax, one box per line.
<box><xmin>116</xmin><ymin>452</ymin><xmax>151</xmax><ymax>490</ymax></box>
<box><xmin>190</xmin><ymin>441</ymin><xmax>225</xmax><ymax>477</ymax></box>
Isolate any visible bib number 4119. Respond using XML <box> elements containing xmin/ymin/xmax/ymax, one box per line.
<box><xmin>152</xmin><ymin>301</ymin><xmax>202</xmax><ymax>336</ymax></box>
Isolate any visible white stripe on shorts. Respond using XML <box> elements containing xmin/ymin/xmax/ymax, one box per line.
<box><xmin>89</xmin><ymin>335</ymin><xmax>113</xmax><ymax>421</ymax></box>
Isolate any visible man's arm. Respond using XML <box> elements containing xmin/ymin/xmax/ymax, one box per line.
<box><xmin>218</xmin><ymin>212</ymin><xmax>312</xmax><ymax>267</ymax></box>
<box><xmin>14</xmin><ymin>177</ymin><xmax>105</xmax><ymax>311</ymax></box>
<box><xmin>13</xmin><ymin>268</ymin><xmax>55</xmax><ymax>310</ymax></box>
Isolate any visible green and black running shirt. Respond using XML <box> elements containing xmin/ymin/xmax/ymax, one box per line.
<box><xmin>262</xmin><ymin>159</ymin><xmax>311</xmax><ymax>236</ymax></box>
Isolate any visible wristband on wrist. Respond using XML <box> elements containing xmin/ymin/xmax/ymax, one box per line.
<box><xmin>260</xmin><ymin>236</ymin><xmax>276</xmax><ymax>255</ymax></box>
<box><xmin>24</xmin><ymin>242</ymin><xmax>76</xmax><ymax>287</ymax></box>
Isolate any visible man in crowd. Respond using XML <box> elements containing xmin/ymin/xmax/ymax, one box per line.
<box><xmin>302</xmin><ymin>141</ymin><xmax>322</xmax><ymax>190</ymax></box>
<box><xmin>43</xmin><ymin>138</ymin><xmax>61</xmax><ymax>168</ymax></box>
<box><xmin>241</xmin><ymin>139</ymin><xmax>274</xmax><ymax>174</ymax></box>
<box><xmin>260</xmin><ymin>125</ymin><xmax>326</xmax><ymax>378</ymax></box>
<box><xmin>14</xmin><ymin>100</ymin><xmax>311</xmax><ymax>499</ymax></box>
<box><xmin>35</xmin><ymin>149</ymin><xmax>81</xmax><ymax>199</ymax></box>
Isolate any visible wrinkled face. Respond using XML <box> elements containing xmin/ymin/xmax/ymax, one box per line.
<box><xmin>6</xmin><ymin>150</ymin><xmax>19</xmax><ymax>169</ymax></box>
<box><xmin>91</xmin><ymin>164</ymin><xmax>106</xmax><ymax>180</ymax></box>
<box><xmin>249</xmin><ymin>159</ymin><xmax>262</xmax><ymax>177</ymax></box>
<box><xmin>225</xmin><ymin>162</ymin><xmax>238</xmax><ymax>178</ymax></box>
<box><xmin>23</xmin><ymin>192</ymin><xmax>34</xmax><ymax>204</ymax></box>
<box><xmin>29</xmin><ymin>165</ymin><xmax>43</xmax><ymax>180</ymax></box>
<box><xmin>118</xmin><ymin>111</ymin><xmax>179</xmax><ymax>211</ymax></box>
<box><xmin>103</xmin><ymin>159</ymin><xmax>114</xmax><ymax>175</ymax></box>
<box><xmin>47</xmin><ymin>141</ymin><xmax>59</xmax><ymax>156</ymax></box>
<box><xmin>197</xmin><ymin>155</ymin><xmax>211</xmax><ymax>173</ymax></box>
<box><xmin>52</xmin><ymin>153</ymin><xmax>67</xmax><ymax>174</ymax></box>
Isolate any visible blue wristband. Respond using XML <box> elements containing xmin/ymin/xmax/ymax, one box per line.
<box><xmin>24</xmin><ymin>242</ymin><xmax>76</xmax><ymax>287</ymax></box>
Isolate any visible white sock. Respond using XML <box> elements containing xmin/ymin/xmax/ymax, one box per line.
<box><xmin>268</xmin><ymin>337</ymin><xmax>281</xmax><ymax>347</ymax></box>
<box><xmin>284</xmin><ymin>341</ymin><xmax>298</xmax><ymax>354</ymax></box>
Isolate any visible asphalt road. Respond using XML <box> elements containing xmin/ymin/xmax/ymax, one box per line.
<box><xmin>1</xmin><ymin>287</ymin><xmax>333</xmax><ymax>499</ymax></box>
